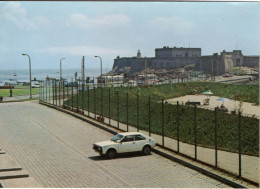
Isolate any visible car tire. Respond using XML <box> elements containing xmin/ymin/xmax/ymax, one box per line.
<box><xmin>106</xmin><ymin>149</ymin><xmax>117</xmax><ymax>159</ymax></box>
<box><xmin>142</xmin><ymin>145</ymin><xmax>151</xmax><ymax>155</ymax></box>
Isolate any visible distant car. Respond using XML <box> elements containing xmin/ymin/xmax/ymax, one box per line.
<box><xmin>222</xmin><ymin>74</ymin><xmax>232</xmax><ymax>78</ymax></box>
<box><xmin>93</xmin><ymin>132</ymin><xmax>156</xmax><ymax>159</ymax></box>
<box><xmin>32</xmin><ymin>83</ymin><xmax>40</xmax><ymax>88</ymax></box>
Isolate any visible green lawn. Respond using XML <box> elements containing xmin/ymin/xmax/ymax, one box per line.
<box><xmin>0</xmin><ymin>86</ymin><xmax>39</xmax><ymax>97</ymax></box>
<box><xmin>64</xmin><ymin>82</ymin><xmax>259</xmax><ymax>156</ymax></box>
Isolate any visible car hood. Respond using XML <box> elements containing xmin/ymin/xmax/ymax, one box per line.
<box><xmin>94</xmin><ymin>140</ymin><xmax>116</xmax><ymax>147</ymax></box>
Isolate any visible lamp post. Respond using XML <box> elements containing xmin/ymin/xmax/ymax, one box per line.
<box><xmin>94</xmin><ymin>56</ymin><xmax>102</xmax><ymax>87</ymax></box>
<box><xmin>22</xmin><ymin>54</ymin><xmax>32</xmax><ymax>99</ymax></box>
<box><xmin>95</xmin><ymin>55</ymin><xmax>103</xmax><ymax>118</ymax></box>
<box><xmin>60</xmin><ymin>58</ymin><xmax>66</xmax><ymax>81</ymax></box>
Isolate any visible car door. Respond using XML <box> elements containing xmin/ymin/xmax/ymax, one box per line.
<box><xmin>133</xmin><ymin>135</ymin><xmax>147</xmax><ymax>151</ymax></box>
<box><xmin>118</xmin><ymin>135</ymin><xmax>136</xmax><ymax>153</ymax></box>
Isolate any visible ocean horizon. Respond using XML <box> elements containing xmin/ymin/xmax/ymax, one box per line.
<box><xmin>0</xmin><ymin>68</ymin><xmax>104</xmax><ymax>83</ymax></box>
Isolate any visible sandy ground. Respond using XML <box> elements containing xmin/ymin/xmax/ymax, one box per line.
<box><xmin>166</xmin><ymin>95</ymin><xmax>259</xmax><ymax>118</ymax></box>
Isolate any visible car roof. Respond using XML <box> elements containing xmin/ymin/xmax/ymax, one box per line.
<box><xmin>119</xmin><ymin>132</ymin><xmax>144</xmax><ymax>136</ymax></box>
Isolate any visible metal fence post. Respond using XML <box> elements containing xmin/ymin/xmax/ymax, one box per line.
<box><xmin>55</xmin><ymin>80</ymin><xmax>57</xmax><ymax>106</ymax></box>
<box><xmin>162</xmin><ymin>99</ymin><xmax>164</xmax><ymax>146</ymax></box>
<box><xmin>194</xmin><ymin>104</ymin><xmax>197</xmax><ymax>160</ymax></box>
<box><xmin>177</xmin><ymin>101</ymin><xmax>180</xmax><ymax>153</ymax></box>
<box><xmin>52</xmin><ymin>80</ymin><xmax>54</xmax><ymax>105</ymax></box>
<box><xmin>82</xmin><ymin>81</ymin><xmax>84</xmax><ymax>112</ymax></box>
<box><xmin>238</xmin><ymin>112</ymin><xmax>242</xmax><ymax>177</ymax></box>
<box><xmin>77</xmin><ymin>81</ymin><xmax>79</xmax><ymax>112</ymax></box>
<box><xmin>59</xmin><ymin>80</ymin><xmax>61</xmax><ymax>106</ymax></box>
<box><xmin>117</xmin><ymin>91</ymin><xmax>119</xmax><ymax>129</ymax></box>
<box><xmin>109</xmin><ymin>88</ymin><xmax>111</xmax><ymax>126</ymax></box>
<box><xmin>137</xmin><ymin>94</ymin><xmax>139</xmax><ymax>132</ymax></box>
<box><xmin>63</xmin><ymin>80</ymin><xmax>65</xmax><ymax>107</ymax></box>
<box><xmin>101</xmin><ymin>87</ymin><xmax>103</xmax><ymax>117</ymax></box>
<box><xmin>45</xmin><ymin>80</ymin><xmax>47</xmax><ymax>102</ymax></box>
<box><xmin>88</xmin><ymin>86</ymin><xmax>90</xmax><ymax>117</ymax></box>
<box><xmin>43</xmin><ymin>81</ymin><xmax>45</xmax><ymax>102</ymax></box>
<box><xmin>94</xmin><ymin>86</ymin><xmax>96</xmax><ymax>119</ymax></box>
<box><xmin>215</xmin><ymin>108</ymin><xmax>218</xmax><ymax>168</ymax></box>
<box><xmin>149</xmin><ymin>96</ymin><xmax>151</xmax><ymax>136</ymax></box>
<box><xmin>126</xmin><ymin>93</ymin><xmax>129</xmax><ymax>132</ymax></box>
<box><xmin>39</xmin><ymin>81</ymin><xmax>41</xmax><ymax>101</ymax></box>
<box><xmin>72</xmin><ymin>79</ymin><xmax>74</xmax><ymax>110</ymax></box>
<box><xmin>49</xmin><ymin>80</ymin><xmax>51</xmax><ymax>103</ymax></box>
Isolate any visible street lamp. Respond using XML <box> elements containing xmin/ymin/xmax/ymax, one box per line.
<box><xmin>95</xmin><ymin>55</ymin><xmax>103</xmax><ymax>118</ymax></box>
<box><xmin>22</xmin><ymin>54</ymin><xmax>32</xmax><ymax>99</ymax></box>
<box><xmin>94</xmin><ymin>56</ymin><xmax>102</xmax><ymax>87</ymax></box>
<box><xmin>60</xmin><ymin>58</ymin><xmax>66</xmax><ymax>81</ymax></box>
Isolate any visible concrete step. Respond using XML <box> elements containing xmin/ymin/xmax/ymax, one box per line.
<box><xmin>0</xmin><ymin>170</ymin><xmax>29</xmax><ymax>180</ymax></box>
<box><xmin>0</xmin><ymin>177</ymin><xmax>42</xmax><ymax>188</ymax></box>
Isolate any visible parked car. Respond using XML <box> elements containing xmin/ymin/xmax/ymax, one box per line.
<box><xmin>93</xmin><ymin>132</ymin><xmax>156</xmax><ymax>159</ymax></box>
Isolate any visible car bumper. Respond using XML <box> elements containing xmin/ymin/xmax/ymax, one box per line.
<box><xmin>93</xmin><ymin>145</ymin><xmax>103</xmax><ymax>154</ymax></box>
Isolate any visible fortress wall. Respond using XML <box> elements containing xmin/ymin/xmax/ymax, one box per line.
<box><xmin>243</xmin><ymin>56</ymin><xmax>259</xmax><ymax>68</ymax></box>
<box><xmin>196</xmin><ymin>56</ymin><xmax>225</xmax><ymax>75</ymax></box>
<box><xmin>155</xmin><ymin>47</ymin><xmax>201</xmax><ymax>58</ymax></box>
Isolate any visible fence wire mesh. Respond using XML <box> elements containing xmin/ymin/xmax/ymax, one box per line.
<box><xmin>39</xmin><ymin>80</ymin><xmax>259</xmax><ymax>182</ymax></box>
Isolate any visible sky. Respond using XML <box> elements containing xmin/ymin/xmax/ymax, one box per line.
<box><xmin>0</xmin><ymin>1</ymin><xmax>259</xmax><ymax>71</ymax></box>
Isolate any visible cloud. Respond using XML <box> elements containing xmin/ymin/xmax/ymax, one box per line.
<box><xmin>36</xmin><ymin>46</ymin><xmax>128</xmax><ymax>56</ymax></box>
<box><xmin>66</xmin><ymin>13</ymin><xmax>131</xmax><ymax>29</ymax></box>
<box><xmin>0</xmin><ymin>2</ymin><xmax>52</xmax><ymax>31</ymax></box>
<box><xmin>152</xmin><ymin>16</ymin><xmax>195</xmax><ymax>33</ymax></box>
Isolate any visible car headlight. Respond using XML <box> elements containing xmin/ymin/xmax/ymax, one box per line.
<box><xmin>98</xmin><ymin>147</ymin><xmax>102</xmax><ymax>151</ymax></box>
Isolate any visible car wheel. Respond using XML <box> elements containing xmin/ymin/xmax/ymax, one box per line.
<box><xmin>142</xmin><ymin>145</ymin><xmax>151</xmax><ymax>155</ymax></box>
<box><xmin>106</xmin><ymin>149</ymin><xmax>117</xmax><ymax>159</ymax></box>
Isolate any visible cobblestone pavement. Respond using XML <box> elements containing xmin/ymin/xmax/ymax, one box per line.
<box><xmin>0</xmin><ymin>101</ymin><xmax>228</xmax><ymax>188</ymax></box>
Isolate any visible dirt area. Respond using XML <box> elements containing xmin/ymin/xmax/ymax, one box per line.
<box><xmin>166</xmin><ymin>95</ymin><xmax>259</xmax><ymax>118</ymax></box>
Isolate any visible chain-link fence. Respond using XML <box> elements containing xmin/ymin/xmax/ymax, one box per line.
<box><xmin>39</xmin><ymin>79</ymin><xmax>259</xmax><ymax>183</ymax></box>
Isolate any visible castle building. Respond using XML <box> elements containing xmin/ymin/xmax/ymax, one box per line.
<box><xmin>112</xmin><ymin>46</ymin><xmax>259</xmax><ymax>76</ymax></box>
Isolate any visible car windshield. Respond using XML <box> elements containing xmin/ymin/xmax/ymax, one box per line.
<box><xmin>111</xmin><ymin>134</ymin><xmax>124</xmax><ymax>142</ymax></box>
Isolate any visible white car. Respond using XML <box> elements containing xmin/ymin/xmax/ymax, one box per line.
<box><xmin>93</xmin><ymin>132</ymin><xmax>156</xmax><ymax>159</ymax></box>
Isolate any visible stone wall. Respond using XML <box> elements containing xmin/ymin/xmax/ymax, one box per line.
<box><xmin>243</xmin><ymin>56</ymin><xmax>259</xmax><ymax>68</ymax></box>
<box><xmin>155</xmin><ymin>47</ymin><xmax>201</xmax><ymax>58</ymax></box>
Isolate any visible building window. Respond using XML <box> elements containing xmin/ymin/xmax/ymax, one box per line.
<box><xmin>185</xmin><ymin>52</ymin><xmax>188</xmax><ymax>57</ymax></box>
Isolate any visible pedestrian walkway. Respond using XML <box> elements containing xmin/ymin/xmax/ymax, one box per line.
<box><xmin>1</xmin><ymin>94</ymin><xmax>39</xmax><ymax>102</ymax></box>
<box><xmin>0</xmin><ymin>101</ymin><xmax>231</xmax><ymax>188</ymax></box>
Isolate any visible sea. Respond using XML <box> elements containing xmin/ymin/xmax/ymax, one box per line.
<box><xmin>0</xmin><ymin>68</ymin><xmax>102</xmax><ymax>85</ymax></box>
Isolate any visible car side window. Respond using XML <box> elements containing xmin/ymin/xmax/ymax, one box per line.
<box><xmin>134</xmin><ymin>135</ymin><xmax>146</xmax><ymax>141</ymax></box>
<box><xmin>121</xmin><ymin>135</ymin><xmax>135</xmax><ymax>142</ymax></box>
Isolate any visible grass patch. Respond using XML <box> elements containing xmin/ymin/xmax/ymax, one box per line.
<box><xmin>0</xmin><ymin>86</ymin><xmax>39</xmax><ymax>97</ymax></box>
<box><xmin>65</xmin><ymin>82</ymin><xmax>259</xmax><ymax>156</ymax></box>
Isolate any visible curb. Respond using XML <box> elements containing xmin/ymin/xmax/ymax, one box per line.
<box><xmin>39</xmin><ymin>101</ymin><xmax>248</xmax><ymax>188</ymax></box>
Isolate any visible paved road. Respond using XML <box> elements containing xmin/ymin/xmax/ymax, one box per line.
<box><xmin>0</xmin><ymin>101</ymin><xmax>228</xmax><ymax>188</ymax></box>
